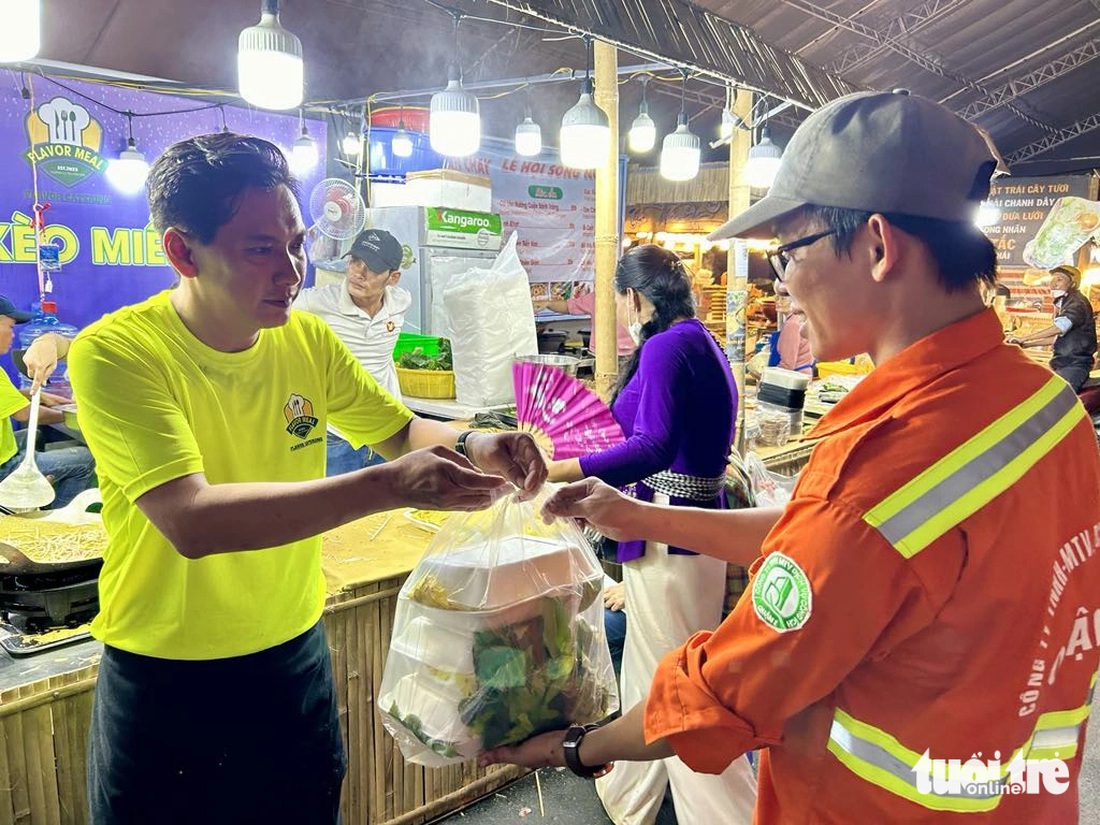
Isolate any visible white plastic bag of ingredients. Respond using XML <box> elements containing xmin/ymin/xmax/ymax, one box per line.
<box><xmin>443</xmin><ymin>234</ymin><xmax>538</xmax><ymax>407</ymax></box>
<box><xmin>379</xmin><ymin>487</ymin><xmax>618</xmax><ymax>767</ymax></box>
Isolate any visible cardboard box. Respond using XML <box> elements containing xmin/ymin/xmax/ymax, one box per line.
<box><xmin>406</xmin><ymin>169</ymin><xmax>492</xmax><ymax>212</ymax></box>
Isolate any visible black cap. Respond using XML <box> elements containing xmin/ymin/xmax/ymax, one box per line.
<box><xmin>0</xmin><ymin>295</ymin><xmax>33</xmax><ymax>324</ymax></box>
<box><xmin>343</xmin><ymin>229</ymin><xmax>403</xmax><ymax>272</ymax></box>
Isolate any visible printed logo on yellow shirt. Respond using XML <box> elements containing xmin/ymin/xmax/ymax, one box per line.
<box><xmin>284</xmin><ymin>394</ymin><xmax>319</xmax><ymax>439</ymax></box>
<box><xmin>752</xmin><ymin>552</ymin><xmax>812</xmax><ymax>632</ymax></box>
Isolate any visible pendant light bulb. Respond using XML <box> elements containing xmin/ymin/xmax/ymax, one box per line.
<box><xmin>290</xmin><ymin>123</ymin><xmax>318</xmax><ymax>175</ymax></box>
<box><xmin>106</xmin><ymin>114</ymin><xmax>150</xmax><ymax>195</ymax></box>
<box><xmin>238</xmin><ymin>0</ymin><xmax>304</xmax><ymax>111</ymax></box>
<box><xmin>659</xmin><ymin>72</ymin><xmax>700</xmax><ymax>182</ymax></box>
<box><xmin>391</xmin><ymin>125</ymin><xmax>414</xmax><ymax>158</ymax></box>
<box><xmin>745</xmin><ymin>125</ymin><xmax>783</xmax><ymax>190</ymax></box>
<box><xmin>0</xmin><ymin>0</ymin><xmax>41</xmax><ymax>63</ymax></box>
<box><xmin>628</xmin><ymin>79</ymin><xmax>656</xmax><ymax>153</ymax></box>
<box><xmin>628</xmin><ymin>106</ymin><xmax>656</xmax><ymax>154</ymax></box>
<box><xmin>659</xmin><ymin>114</ymin><xmax>700</xmax><ymax>182</ymax></box>
<box><xmin>342</xmin><ymin>129</ymin><xmax>361</xmax><ymax>157</ymax></box>
<box><xmin>429</xmin><ymin>16</ymin><xmax>481</xmax><ymax>157</ymax></box>
<box><xmin>515</xmin><ymin>116</ymin><xmax>542</xmax><ymax>157</ymax></box>
<box><xmin>560</xmin><ymin>39</ymin><xmax>609</xmax><ymax>170</ymax></box>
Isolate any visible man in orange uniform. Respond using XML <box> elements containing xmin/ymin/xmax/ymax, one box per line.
<box><xmin>482</xmin><ymin>90</ymin><xmax>1100</xmax><ymax>823</ymax></box>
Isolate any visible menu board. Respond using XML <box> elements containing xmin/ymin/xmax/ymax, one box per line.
<box><xmin>447</xmin><ymin>146</ymin><xmax>596</xmax><ymax>304</ymax></box>
<box><xmin>981</xmin><ymin>175</ymin><xmax>1094</xmax><ymax>268</ymax></box>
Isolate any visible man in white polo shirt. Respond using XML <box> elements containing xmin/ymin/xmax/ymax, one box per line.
<box><xmin>296</xmin><ymin>228</ymin><xmax>411</xmax><ymax>474</ymax></box>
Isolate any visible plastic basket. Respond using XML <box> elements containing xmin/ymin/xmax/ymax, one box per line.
<box><xmin>397</xmin><ymin>367</ymin><xmax>455</xmax><ymax>399</ymax></box>
<box><xmin>393</xmin><ymin>333</ymin><xmax>443</xmax><ymax>361</ymax></box>
<box><xmin>816</xmin><ymin>360</ymin><xmax>872</xmax><ymax>379</ymax></box>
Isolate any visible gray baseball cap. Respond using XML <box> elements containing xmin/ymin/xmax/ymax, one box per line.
<box><xmin>710</xmin><ymin>90</ymin><xmax>999</xmax><ymax>240</ymax></box>
<box><xmin>343</xmin><ymin>228</ymin><xmax>403</xmax><ymax>272</ymax></box>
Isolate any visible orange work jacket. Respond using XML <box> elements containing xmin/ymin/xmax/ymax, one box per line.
<box><xmin>646</xmin><ymin>310</ymin><xmax>1100</xmax><ymax>823</ymax></box>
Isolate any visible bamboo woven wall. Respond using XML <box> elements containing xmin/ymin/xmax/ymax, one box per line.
<box><xmin>0</xmin><ymin>576</ymin><xmax>525</xmax><ymax>825</ymax></box>
<box><xmin>0</xmin><ymin>665</ymin><xmax>98</xmax><ymax>825</ymax></box>
<box><xmin>625</xmin><ymin>162</ymin><xmax>730</xmax><ymax>206</ymax></box>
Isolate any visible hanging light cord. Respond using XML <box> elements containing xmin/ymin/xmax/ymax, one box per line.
<box><xmin>22</xmin><ymin>72</ymin><xmax>46</xmax><ymax>300</ymax></box>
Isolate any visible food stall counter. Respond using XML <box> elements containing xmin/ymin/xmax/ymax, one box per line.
<box><xmin>0</xmin><ymin>510</ymin><xmax>524</xmax><ymax>825</ymax></box>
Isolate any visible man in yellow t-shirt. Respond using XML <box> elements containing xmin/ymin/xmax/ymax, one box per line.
<box><xmin>0</xmin><ymin>296</ymin><xmax>94</xmax><ymax>508</ymax></box>
<box><xmin>40</xmin><ymin>134</ymin><xmax>546</xmax><ymax>825</ymax></box>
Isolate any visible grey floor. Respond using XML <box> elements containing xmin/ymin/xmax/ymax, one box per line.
<box><xmin>438</xmin><ymin>694</ymin><xmax>1100</xmax><ymax>824</ymax></box>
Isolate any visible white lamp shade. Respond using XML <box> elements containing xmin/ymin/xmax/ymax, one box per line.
<box><xmin>514</xmin><ymin>117</ymin><xmax>542</xmax><ymax>157</ymax></box>
<box><xmin>560</xmin><ymin>92</ymin><xmax>610</xmax><ymax>169</ymax></box>
<box><xmin>391</xmin><ymin>128</ymin><xmax>414</xmax><ymax>158</ymax></box>
<box><xmin>238</xmin><ymin>11</ymin><xmax>304</xmax><ymax>110</ymax></box>
<box><xmin>0</xmin><ymin>0</ymin><xmax>40</xmax><ymax>63</ymax></box>
<box><xmin>430</xmin><ymin>79</ymin><xmax>481</xmax><ymax>157</ymax></box>
<box><xmin>628</xmin><ymin>111</ymin><xmax>656</xmax><ymax>153</ymax></box>
<box><xmin>106</xmin><ymin>145</ymin><xmax>149</xmax><ymax>195</ymax></box>
<box><xmin>659</xmin><ymin>122</ymin><xmax>701</xmax><ymax>182</ymax></box>
<box><xmin>720</xmin><ymin>109</ymin><xmax>737</xmax><ymax>140</ymax></box>
<box><xmin>745</xmin><ymin>132</ymin><xmax>783</xmax><ymax>189</ymax></box>
<box><xmin>342</xmin><ymin>131</ymin><xmax>361</xmax><ymax>156</ymax></box>
<box><xmin>290</xmin><ymin>134</ymin><xmax>317</xmax><ymax>175</ymax></box>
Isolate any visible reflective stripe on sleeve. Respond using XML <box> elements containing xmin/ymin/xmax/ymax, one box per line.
<box><xmin>864</xmin><ymin>377</ymin><xmax>1084</xmax><ymax>558</ymax></box>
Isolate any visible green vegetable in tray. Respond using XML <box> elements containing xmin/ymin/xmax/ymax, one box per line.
<box><xmin>458</xmin><ymin>597</ymin><xmax>611</xmax><ymax>749</ymax></box>
<box><xmin>397</xmin><ymin>338</ymin><xmax>453</xmax><ymax>371</ymax></box>
<box><xmin>388</xmin><ymin>703</ymin><xmax>462</xmax><ymax>759</ymax></box>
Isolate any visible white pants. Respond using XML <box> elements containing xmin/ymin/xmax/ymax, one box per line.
<box><xmin>596</xmin><ymin>502</ymin><xmax>757</xmax><ymax>825</ymax></box>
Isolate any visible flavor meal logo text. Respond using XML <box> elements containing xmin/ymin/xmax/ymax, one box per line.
<box><xmin>284</xmin><ymin>394</ymin><xmax>319</xmax><ymax>439</ymax></box>
<box><xmin>24</xmin><ymin>97</ymin><xmax>108</xmax><ymax>188</ymax></box>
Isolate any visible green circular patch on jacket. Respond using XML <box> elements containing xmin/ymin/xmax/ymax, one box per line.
<box><xmin>752</xmin><ymin>552</ymin><xmax>812</xmax><ymax>632</ymax></box>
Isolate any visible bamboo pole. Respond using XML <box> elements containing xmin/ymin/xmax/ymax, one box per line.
<box><xmin>593</xmin><ymin>40</ymin><xmax>620</xmax><ymax>401</ymax></box>
<box><xmin>726</xmin><ymin>91</ymin><xmax>754</xmax><ymax>451</ymax></box>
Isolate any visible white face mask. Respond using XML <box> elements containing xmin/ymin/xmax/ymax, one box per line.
<box><xmin>1051</xmin><ymin>289</ymin><xmax>1067</xmax><ymax>299</ymax></box>
<box><xmin>625</xmin><ymin>291</ymin><xmax>644</xmax><ymax>345</ymax></box>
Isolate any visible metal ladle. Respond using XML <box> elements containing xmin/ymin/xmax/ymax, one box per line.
<box><xmin>0</xmin><ymin>391</ymin><xmax>56</xmax><ymax>513</ymax></box>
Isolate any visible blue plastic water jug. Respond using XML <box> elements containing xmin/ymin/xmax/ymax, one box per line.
<box><xmin>18</xmin><ymin>300</ymin><xmax>79</xmax><ymax>397</ymax></box>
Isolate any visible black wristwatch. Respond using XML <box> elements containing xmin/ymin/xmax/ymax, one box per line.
<box><xmin>562</xmin><ymin>724</ymin><xmax>613</xmax><ymax>778</ymax></box>
<box><xmin>454</xmin><ymin>430</ymin><xmax>474</xmax><ymax>458</ymax></box>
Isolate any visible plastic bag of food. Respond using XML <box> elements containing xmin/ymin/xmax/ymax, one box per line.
<box><xmin>743</xmin><ymin>450</ymin><xmax>799</xmax><ymax>508</ymax></box>
<box><xmin>1023</xmin><ymin>197</ymin><xmax>1100</xmax><ymax>269</ymax></box>
<box><xmin>379</xmin><ymin>487</ymin><xmax>618</xmax><ymax>766</ymax></box>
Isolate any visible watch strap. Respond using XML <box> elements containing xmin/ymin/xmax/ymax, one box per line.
<box><xmin>454</xmin><ymin>430</ymin><xmax>474</xmax><ymax>458</ymax></box>
<box><xmin>562</xmin><ymin>724</ymin><xmax>612</xmax><ymax>779</ymax></box>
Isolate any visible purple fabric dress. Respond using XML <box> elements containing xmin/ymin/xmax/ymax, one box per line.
<box><xmin>579</xmin><ymin>318</ymin><xmax>737</xmax><ymax>562</ymax></box>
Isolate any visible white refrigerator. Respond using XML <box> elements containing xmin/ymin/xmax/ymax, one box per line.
<box><xmin>363</xmin><ymin>206</ymin><xmax>503</xmax><ymax>335</ymax></box>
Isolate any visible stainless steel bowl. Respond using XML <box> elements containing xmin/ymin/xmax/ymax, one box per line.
<box><xmin>56</xmin><ymin>403</ymin><xmax>80</xmax><ymax>433</ymax></box>
<box><xmin>513</xmin><ymin>353</ymin><xmax>595</xmax><ymax>377</ymax></box>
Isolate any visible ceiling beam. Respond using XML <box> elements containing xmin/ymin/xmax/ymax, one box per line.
<box><xmin>826</xmin><ymin>0</ymin><xmax>968</xmax><ymax>75</ymax></box>
<box><xmin>780</xmin><ymin>0</ymin><xmax>1058</xmax><ymax>134</ymax></box>
<box><xmin>1005</xmin><ymin>113</ymin><xmax>1100</xmax><ymax>163</ymax></box>
<box><xmin>956</xmin><ymin>39</ymin><xmax>1100</xmax><ymax>121</ymax></box>
<box><xmin>483</xmin><ymin>0</ymin><xmax>862</xmax><ymax>112</ymax></box>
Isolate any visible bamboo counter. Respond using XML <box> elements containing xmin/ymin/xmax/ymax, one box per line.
<box><xmin>0</xmin><ymin>510</ymin><xmax>525</xmax><ymax>825</ymax></box>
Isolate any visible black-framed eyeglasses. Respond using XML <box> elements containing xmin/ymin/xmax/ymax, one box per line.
<box><xmin>767</xmin><ymin>229</ymin><xmax>837</xmax><ymax>281</ymax></box>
